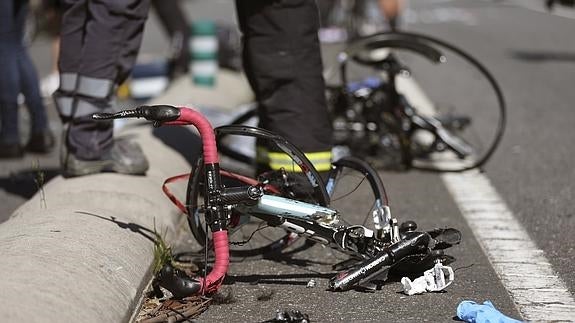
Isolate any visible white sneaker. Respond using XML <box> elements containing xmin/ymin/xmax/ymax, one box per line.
<box><xmin>40</xmin><ymin>72</ymin><xmax>60</xmax><ymax>98</ymax></box>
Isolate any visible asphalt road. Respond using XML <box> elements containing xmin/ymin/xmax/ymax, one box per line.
<box><xmin>405</xmin><ymin>0</ymin><xmax>575</xmax><ymax>294</ymax></box>
<box><xmin>1</xmin><ymin>0</ymin><xmax>574</xmax><ymax>322</ymax></box>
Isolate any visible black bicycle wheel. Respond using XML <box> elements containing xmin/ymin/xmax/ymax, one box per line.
<box><xmin>186</xmin><ymin>125</ymin><xmax>330</xmax><ymax>258</ymax></box>
<box><xmin>326</xmin><ymin>156</ymin><xmax>391</xmax><ymax>239</ymax></box>
<box><xmin>339</xmin><ymin>31</ymin><xmax>506</xmax><ymax>172</ymax></box>
<box><xmin>216</xmin><ymin>108</ymin><xmax>258</xmax><ymax>166</ymax></box>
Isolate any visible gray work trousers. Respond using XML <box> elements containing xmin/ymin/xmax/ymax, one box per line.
<box><xmin>53</xmin><ymin>0</ymin><xmax>150</xmax><ymax>160</ymax></box>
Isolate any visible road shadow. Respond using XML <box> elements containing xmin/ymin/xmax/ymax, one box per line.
<box><xmin>510</xmin><ymin>49</ymin><xmax>575</xmax><ymax>63</ymax></box>
<box><xmin>174</xmin><ymin>247</ymin><xmax>334</xmax><ymax>267</ymax></box>
<box><xmin>76</xmin><ymin>211</ymin><xmax>157</xmax><ymax>242</ymax></box>
<box><xmin>0</xmin><ymin>167</ymin><xmax>60</xmax><ymax>199</ymax></box>
<box><xmin>225</xmin><ymin>272</ymin><xmax>336</xmax><ymax>286</ymax></box>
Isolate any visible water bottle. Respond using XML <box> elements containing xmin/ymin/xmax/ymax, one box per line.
<box><xmin>189</xmin><ymin>20</ymin><xmax>218</xmax><ymax>87</ymax></box>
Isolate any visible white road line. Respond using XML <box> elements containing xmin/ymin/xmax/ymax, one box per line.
<box><xmin>403</xmin><ymin>6</ymin><xmax>478</xmax><ymax>26</ymax></box>
<box><xmin>443</xmin><ymin>171</ymin><xmax>575</xmax><ymax>321</ymax></box>
<box><xmin>399</xmin><ymin>76</ymin><xmax>575</xmax><ymax>321</ymax></box>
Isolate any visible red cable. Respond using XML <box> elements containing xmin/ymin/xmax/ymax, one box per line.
<box><xmin>161</xmin><ymin>173</ymin><xmax>190</xmax><ymax>215</ymax></box>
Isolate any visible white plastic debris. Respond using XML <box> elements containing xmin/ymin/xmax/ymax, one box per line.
<box><xmin>401</xmin><ymin>261</ymin><xmax>454</xmax><ymax>296</ymax></box>
<box><xmin>306</xmin><ymin>279</ymin><xmax>316</xmax><ymax>288</ymax></box>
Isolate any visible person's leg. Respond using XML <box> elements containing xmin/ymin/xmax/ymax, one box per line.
<box><xmin>18</xmin><ymin>54</ymin><xmax>50</xmax><ymax>135</ymax></box>
<box><xmin>53</xmin><ymin>0</ymin><xmax>150</xmax><ymax>176</ymax></box>
<box><xmin>316</xmin><ymin>0</ymin><xmax>337</xmax><ymax>28</ymax></box>
<box><xmin>150</xmin><ymin>0</ymin><xmax>190</xmax><ymax>76</ymax></box>
<box><xmin>378</xmin><ymin>0</ymin><xmax>403</xmax><ymax>31</ymax></box>
<box><xmin>13</xmin><ymin>0</ymin><xmax>55</xmax><ymax>152</ymax></box>
<box><xmin>0</xmin><ymin>0</ymin><xmax>24</xmax><ymax>157</ymax></box>
<box><xmin>236</xmin><ymin>0</ymin><xmax>333</xmax><ymax>175</ymax></box>
<box><xmin>40</xmin><ymin>0</ymin><xmax>62</xmax><ymax>98</ymax></box>
<box><xmin>54</xmin><ymin>0</ymin><xmax>103</xmax><ymax>163</ymax></box>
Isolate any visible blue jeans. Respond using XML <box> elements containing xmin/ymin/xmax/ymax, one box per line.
<box><xmin>0</xmin><ymin>0</ymin><xmax>49</xmax><ymax>143</ymax></box>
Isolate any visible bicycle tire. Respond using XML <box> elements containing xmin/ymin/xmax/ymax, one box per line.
<box><xmin>328</xmin><ymin>156</ymin><xmax>388</xmax><ymax>204</ymax></box>
<box><xmin>186</xmin><ymin>125</ymin><xmax>330</xmax><ymax>258</ymax></box>
<box><xmin>327</xmin><ymin>156</ymin><xmax>391</xmax><ymax>237</ymax></box>
<box><xmin>216</xmin><ymin>109</ymin><xmax>258</xmax><ymax>166</ymax></box>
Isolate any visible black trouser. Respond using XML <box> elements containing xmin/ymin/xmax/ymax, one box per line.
<box><xmin>0</xmin><ymin>0</ymin><xmax>49</xmax><ymax>143</ymax></box>
<box><xmin>53</xmin><ymin>0</ymin><xmax>150</xmax><ymax>160</ymax></box>
<box><xmin>236</xmin><ymin>0</ymin><xmax>333</xmax><ymax>171</ymax></box>
<box><xmin>151</xmin><ymin>0</ymin><xmax>190</xmax><ymax>75</ymax></box>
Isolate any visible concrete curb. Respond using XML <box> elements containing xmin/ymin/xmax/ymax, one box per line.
<box><xmin>0</xmin><ymin>70</ymin><xmax>254</xmax><ymax>323</ymax></box>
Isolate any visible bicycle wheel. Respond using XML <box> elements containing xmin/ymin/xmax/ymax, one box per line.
<box><xmin>339</xmin><ymin>31</ymin><xmax>506</xmax><ymax>172</ymax></box>
<box><xmin>326</xmin><ymin>156</ymin><xmax>391</xmax><ymax>239</ymax></box>
<box><xmin>215</xmin><ymin>108</ymin><xmax>258</xmax><ymax>167</ymax></box>
<box><xmin>186</xmin><ymin>125</ymin><xmax>330</xmax><ymax>258</ymax></box>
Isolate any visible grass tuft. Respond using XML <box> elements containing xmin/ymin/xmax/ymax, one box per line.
<box><xmin>152</xmin><ymin>222</ymin><xmax>173</xmax><ymax>274</ymax></box>
<box><xmin>31</xmin><ymin>159</ymin><xmax>47</xmax><ymax>209</ymax></box>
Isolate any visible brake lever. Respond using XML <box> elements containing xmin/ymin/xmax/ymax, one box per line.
<box><xmin>92</xmin><ymin>109</ymin><xmax>142</xmax><ymax>120</ymax></box>
<box><xmin>92</xmin><ymin>105</ymin><xmax>181</xmax><ymax>127</ymax></box>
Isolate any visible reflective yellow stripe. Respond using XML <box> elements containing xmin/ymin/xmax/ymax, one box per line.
<box><xmin>268</xmin><ymin>151</ymin><xmax>332</xmax><ymax>161</ymax></box>
<box><xmin>256</xmin><ymin>146</ymin><xmax>270</xmax><ymax>163</ymax></box>
<box><xmin>269</xmin><ymin>161</ymin><xmax>332</xmax><ymax>172</ymax></box>
<box><xmin>257</xmin><ymin>147</ymin><xmax>332</xmax><ymax>172</ymax></box>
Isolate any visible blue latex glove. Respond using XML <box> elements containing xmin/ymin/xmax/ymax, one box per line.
<box><xmin>457</xmin><ymin>300</ymin><xmax>523</xmax><ymax>323</ymax></box>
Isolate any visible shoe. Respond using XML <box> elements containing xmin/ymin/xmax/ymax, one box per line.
<box><xmin>0</xmin><ymin>141</ymin><xmax>24</xmax><ymax>158</ymax></box>
<box><xmin>26</xmin><ymin>131</ymin><xmax>56</xmax><ymax>153</ymax></box>
<box><xmin>62</xmin><ymin>138</ymin><xmax>149</xmax><ymax>177</ymax></box>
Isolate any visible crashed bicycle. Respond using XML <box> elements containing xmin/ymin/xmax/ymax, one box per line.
<box><xmin>93</xmin><ymin>104</ymin><xmax>461</xmax><ymax>297</ymax></box>
<box><xmin>219</xmin><ymin>31</ymin><xmax>506</xmax><ymax>173</ymax></box>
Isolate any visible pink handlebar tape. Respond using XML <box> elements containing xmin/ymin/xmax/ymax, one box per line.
<box><xmin>164</xmin><ymin>107</ymin><xmax>219</xmax><ymax>164</ymax></box>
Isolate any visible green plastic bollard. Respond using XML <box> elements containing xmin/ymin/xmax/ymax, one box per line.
<box><xmin>189</xmin><ymin>20</ymin><xmax>218</xmax><ymax>87</ymax></box>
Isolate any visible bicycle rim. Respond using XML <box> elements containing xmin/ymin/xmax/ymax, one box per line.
<box><xmin>327</xmin><ymin>156</ymin><xmax>390</xmax><ymax>237</ymax></box>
